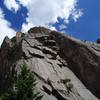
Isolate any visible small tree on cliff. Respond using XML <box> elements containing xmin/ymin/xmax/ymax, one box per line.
<box><xmin>96</xmin><ymin>38</ymin><xmax>100</xmax><ymax>44</ymax></box>
<box><xmin>1</xmin><ymin>64</ymin><xmax>43</xmax><ymax>100</ymax></box>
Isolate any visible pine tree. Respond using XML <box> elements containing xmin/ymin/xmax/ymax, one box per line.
<box><xmin>1</xmin><ymin>64</ymin><xmax>43</xmax><ymax>100</ymax></box>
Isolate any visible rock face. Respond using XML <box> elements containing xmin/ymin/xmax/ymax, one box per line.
<box><xmin>0</xmin><ymin>27</ymin><xmax>100</xmax><ymax>100</ymax></box>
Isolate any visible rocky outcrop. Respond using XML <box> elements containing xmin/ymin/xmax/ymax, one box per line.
<box><xmin>0</xmin><ymin>27</ymin><xmax>100</xmax><ymax>100</ymax></box>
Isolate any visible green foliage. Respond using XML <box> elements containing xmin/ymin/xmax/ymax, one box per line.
<box><xmin>1</xmin><ymin>64</ymin><xmax>43</xmax><ymax>100</ymax></box>
<box><xmin>1</xmin><ymin>89</ymin><xmax>16</xmax><ymax>100</ymax></box>
<box><xmin>0</xmin><ymin>96</ymin><xmax>3</xmax><ymax>100</ymax></box>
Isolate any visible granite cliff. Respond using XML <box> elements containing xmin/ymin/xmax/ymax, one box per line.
<box><xmin>0</xmin><ymin>27</ymin><xmax>100</xmax><ymax>100</ymax></box>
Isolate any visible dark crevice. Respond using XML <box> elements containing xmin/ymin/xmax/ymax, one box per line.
<box><xmin>28</xmin><ymin>50</ymin><xmax>44</xmax><ymax>59</ymax></box>
<box><xmin>52</xmin><ymin>89</ymin><xmax>67</xmax><ymax>100</ymax></box>
<box><xmin>33</xmin><ymin>72</ymin><xmax>47</xmax><ymax>84</ymax></box>
<box><xmin>42</xmin><ymin>48</ymin><xmax>57</xmax><ymax>59</ymax></box>
<box><xmin>42</xmin><ymin>86</ymin><xmax>51</xmax><ymax>95</ymax></box>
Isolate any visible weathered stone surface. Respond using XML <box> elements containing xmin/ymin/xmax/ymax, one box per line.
<box><xmin>0</xmin><ymin>27</ymin><xmax>99</xmax><ymax>100</ymax></box>
<box><xmin>50</xmin><ymin>31</ymin><xmax>100</xmax><ymax>99</ymax></box>
<box><xmin>28</xmin><ymin>26</ymin><xmax>51</xmax><ymax>34</ymax></box>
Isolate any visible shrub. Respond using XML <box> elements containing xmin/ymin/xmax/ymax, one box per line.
<box><xmin>96</xmin><ymin>38</ymin><xmax>100</xmax><ymax>44</ymax></box>
<box><xmin>60</xmin><ymin>78</ymin><xmax>71</xmax><ymax>84</ymax></box>
<box><xmin>67</xmin><ymin>83</ymin><xmax>74</xmax><ymax>93</ymax></box>
<box><xmin>67</xmin><ymin>83</ymin><xmax>73</xmax><ymax>91</ymax></box>
<box><xmin>0</xmin><ymin>97</ymin><xmax>3</xmax><ymax>100</ymax></box>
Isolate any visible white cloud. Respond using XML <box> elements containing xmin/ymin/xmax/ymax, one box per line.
<box><xmin>4</xmin><ymin>0</ymin><xmax>20</xmax><ymax>12</ymax></box>
<box><xmin>21</xmin><ymin>22</ymin><xmax>34</xmax><ymax>33</ymax></box>
<box><xmin>72</xmin><ymin>9</ymin><xmax>83</xmax><ymax>22</ymax></box>
<box><xmin>19</xmin><ymin>0</ymin><xmax>83</xmax><ymax>32</ymax></box>
<box><xmin>0</xmin><ymin>8</ymin><xmax>16</xmax><ymax>45</ymax></box>
<box><xmin>59</xmin><ymin>24</ymin><xmax>67</xmax><ymax>31</ymax></box>
<box><xmin>18</xmin><ymin>0</ymin><xmax>31</xmax><ymax>6</ymax></box>
<box><xmin>3</xmin><ymin>0</ymin><xmax>83</xmax><ymax>32</ymax></box>
<box><xmin>3</xmin><ymin>0</ymin><xmax>83</xmax><ymax>35</ymax></box>
<box><xmin>48</xmin><ymin>26</ymin><xmax>56</xmax><ymax>31</ymax></box>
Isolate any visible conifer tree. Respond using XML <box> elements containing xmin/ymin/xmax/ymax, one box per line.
<box><xmin>1</xmin><ymin>64</ymin><xmax>43</xmax><ymax>100</ymax></box>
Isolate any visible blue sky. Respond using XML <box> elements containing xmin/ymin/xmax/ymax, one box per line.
<box><xmin>0</xmin><ymin>0</ymin><xmax>100</xmax><ymax>45</ymax></box>
<box><xmin>67</xmin><ymin>0</ymin><xmax>100</xmax><ymax>42</ymax></box>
